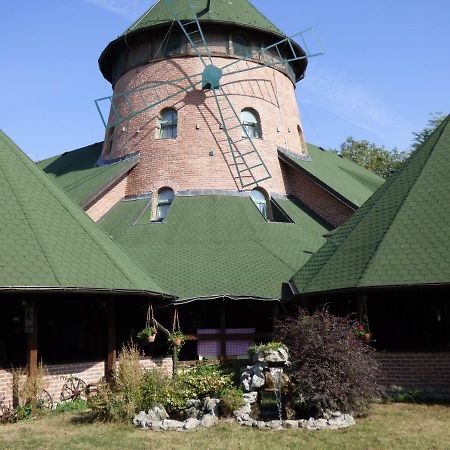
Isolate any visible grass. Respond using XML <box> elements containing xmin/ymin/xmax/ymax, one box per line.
<box><xmin>1</xmin><ymin>403</ymin><xmax>450</xmax><ymax>449</ymax></box>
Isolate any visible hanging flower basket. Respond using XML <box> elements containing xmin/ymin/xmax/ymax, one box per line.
<box><xmin>137</xmin><ymin>326</ymin><xmax>157</xmax><ymax>343</ymax></box>
<box><xmin>168</xmin><ymin>331</ymin><xmax>185</xmax><ymax>349</ymax></box>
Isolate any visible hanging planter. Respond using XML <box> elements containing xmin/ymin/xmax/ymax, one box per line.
<box><xmin>168</xmin><ymin>331</ymin><xmax>185</xmax><ymax>349</ymax></box>
<box><xmin>137</xmin><ymin>304</ymin><xmax>157</xmax><ymax>343</ymax></box>
<box><xmin>137</xmin><ymin>326</ymin><xmax>157</xmax><ymax>343</ymax></box>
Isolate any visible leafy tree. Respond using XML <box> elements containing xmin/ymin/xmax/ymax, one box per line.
<box><xmin>410</xmin><ymin>112</ymin><xmax>446</xmax><ymax>152</ymax></box>
<box><xmin>338</xmin><ymin>137</ymin><xmax>408</xmax><ymax>178</ymax></box>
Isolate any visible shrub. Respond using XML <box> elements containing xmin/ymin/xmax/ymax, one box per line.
<box><xmin>219</xmin><ymin>388</ymin><xmax>245</xmax><ymax>415</ymax></box>
<box><xmin>13</xmin><ymin>362</ymin><xmax>48</xmax><ymax>407</ymax></box>
<box><xmin>88</xmin><ymin>343</ymin><xmax>144</xmax><ymax>422</ymax></box>
<box><xmin>139</xmin><ymin>364</ymin><xmax>236</xmax><ymax>416</ymax></box>
<box><xmin>275</xmin><ymin>308</ymin><xmax>381</xmax><ymax>417</ymax></box>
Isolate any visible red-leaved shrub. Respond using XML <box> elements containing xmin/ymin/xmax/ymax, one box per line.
<box><xmin>276</xmin><ymin>308</ymin><xmax>381</xmax><ymax>417</ymax></box>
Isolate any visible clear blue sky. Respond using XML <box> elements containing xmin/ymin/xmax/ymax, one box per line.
<box><xmin>1</xmin><ymin>0</ymin><xmax>448</xmax><ymax>160</ymax></box>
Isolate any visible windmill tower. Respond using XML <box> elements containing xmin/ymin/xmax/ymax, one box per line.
<box><xmin>96</xmin><ymin>0</ymin><xmax>321</xmax><ymax>216</ymax></box>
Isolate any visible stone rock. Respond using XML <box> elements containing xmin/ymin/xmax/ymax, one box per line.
<box><xmin>133</xmin><ymin>411</ymin><xmax>149</xmax><ymax>427</ymax></box>
<box><xmin>254</xmin><ymin>347</ymin><xmax>289</xmax><ymax>364</ymax></box>
<box><xmin>185</xmin><ymin>399</ymin><xmax>202</xmax><ymax>419</ymax></box>
<box><xmin>242</xmin><ymin>419</ymin><xmax>256</xmax><ymax>427</ymax></box>
<box><xmin>256</xmin><ymin>421</ymin><xmax>267</xmax><ymax>429</ymax></box>
<box><xmin>283</xmin><ymin>420</ymin><xmax>299</xmax><ymax>429</ymax></box>
<box><xmin>267</xmin><ymin>420</ymin><xmax>283</xmax><ymax>430</ymax></box>
<box><xmin>240</xmin><ymin>368</ymin><xmax>253</xmax><ymax>392</ymax></box>
<box><xmin>234</xmin><ymin>402</ymin><xmax>251</xmax><ymax>419</ymax></box>
<box><xmin>251</xmin><ymin>364</ymin><xmax>265</xmax><ymax>389</ymax></box>
<box><xmin>299</xmin><ymin>414</ymin><xmax>355</xmax><ymax>431</ymax></box>
<box><xmin>147</xmin><ymin>404</ymin><xmax>169</xmax><ymax>421</ymax></box>
<box><xmin>200</xmin><ymin>414</ymin><xmax>218</xmax><ymax>428</ymax></box>
<box><xmin>186</xmin><ymin>399</ymin><xmax>202</xmax><ymax>409</ymax></box>
<box><xmin>243</xmin><ymin>392</ymin><xmax>258</xmax><ymax>404</ymax></box>
<box><xmin>203</xmin><ymin>397</ymin><xmax>220</xmax><ymax>417</ymax></box>
<box><xmin>147</xmin><ymin>420</ymin><xmax>163</xmax><ymax>431</ymax></box>
<box><xmin>183</xmin><ymin>418</ymin><xmax>200</xmax><ymax>431</ymax></box>
<box><xmin>161</xmin><ymin>420</ymin><xmax>185</xmax><ymax>431</ymax></box>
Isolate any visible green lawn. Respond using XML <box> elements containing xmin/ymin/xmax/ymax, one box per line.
<box><xmin>1</xmin><ymin>403</ymin><xmax>450</xmax><ymax>449</ymax></box>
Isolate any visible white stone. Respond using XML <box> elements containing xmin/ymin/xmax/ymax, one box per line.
<box><xmin>200</xmin><ymin>414</ymin><xmax>218</xmax><ymax>428</ymax></box>
<box><xmin>283</xmin><ymin>420</ymin><xmax>299</xmax><ymax>429</ymax></box>
<box><xmin>161</xmin><ymin>419</ymin><xmax>185</xmax><ymax>431</ymax></box>
<box><xmin>243</xmin><ymin>392</ymin><xmax>258</xmax><ymax>404</ymax></box>
<box><xmin>268</xmin><ymin>420</ymin><xmax>283</xmax><ymax>430</ymax></box>
<box><xmin>183</xmin><ymin>418</ymin><xmax>200</xmax><ymax>431</ymax></box>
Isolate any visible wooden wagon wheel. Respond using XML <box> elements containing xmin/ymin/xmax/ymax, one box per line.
<box><xmin>60</xmin><ymin>376</ymin><xmax>87</xmax><ymax>402</ymax></box>
<box><xmin>37</xmin><ymin>389</ymin><xmax>54</xmax><ymax>410</ymax></box>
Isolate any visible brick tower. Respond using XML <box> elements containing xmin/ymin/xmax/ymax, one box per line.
<box><xmin>97</xmin><ymin>0</ymin><xmax>310</xmax><ymax>203</ymax></box>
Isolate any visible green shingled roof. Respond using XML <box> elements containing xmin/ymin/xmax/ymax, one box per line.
<box><xmin>279</xmin><ymin>144</ymin><xmax>385</xmax><ymax>208</ymax></box>
<box><xmin>38</xmin><ymin>143</ymin><xmax>138</xmax><ymax>208</ymax></box>
<box><xmin>292</xmin><ymin>115</ymin><xmax>450</xmax><ymax>294</ymax></box>
<box><xmin>125</xmin><ymin>0</ymin><xmax>284</xmax><ymax>37</ymax></box>
<box><xmin>99</xmin><ymin>195</ymin><xmax>328</xmax><ymax>300</ymax></box>
<box><xmin>0</xmin><ymin>130</ymin><xmax>167</xmax><ymax>295</ymax></box>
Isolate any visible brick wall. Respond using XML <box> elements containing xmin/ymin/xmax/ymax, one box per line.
<box><xmin>281</xmin><ymin>160</ymin><xmax>354</xmax><ymax>227</ymax></box>
<box><xmin>376</xmin><ymin>352</ymin><xmax>450</xmax><ymax>399</ymax></box>
<box><xmin>0</xmin><ymin>368</ymin><xmax>13</xmax><ymax>409</ymax></box>
<box><xmin>102</xmin><ymin>55</ymin><xmax>308</xmax><ymax>197</ymax></box>
<box><xmin>85</xmin><ymin>174</ymin><xmax>128</xmax><ymax>221</ymax></box>
<box><xmin>0</xmin><ymin>356</ymin><xmax>172</xmax><ymax>412</ymax></box>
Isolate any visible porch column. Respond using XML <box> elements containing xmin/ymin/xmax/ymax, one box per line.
<box><xmin>105</xmin><ymin>302</ymin><xmax>116</xmax><ymax>380</ymax></box>
<box><xmin>220</xmin><ymin>302</ymin><xmax>226</xmax><ymax>363</ymax></box>
<box><xmin>25</xmin><ymin>301</ymin><xmax>38</xmax><ymax>378</ymax></box>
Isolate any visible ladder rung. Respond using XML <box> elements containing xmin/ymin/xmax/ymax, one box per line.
<box><xmin>183</xmin><ymin>20</ymin><xmax>197</xmax><ymax>26</ymax></box>
<box><xmin>240</xmin><ymin>150</ymin><xmax>258</xmax><ymax>157</ymax></box>
<box><xmin>240</xmin><ymin>163</ymin><xmax>264</xmax><ymax>172</ymax></box>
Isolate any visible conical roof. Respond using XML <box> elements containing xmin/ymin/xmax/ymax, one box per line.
<box><xmin>0</xmin><ymin>130</ymin><xmax>169</xmax><ymax>296</ymax></box>
<box><xmin>292</xmin><ymin>115</ymin><xmax>450</xmax><ymax>295</ymax></box>
<box><xmin>125</xmin><ymin>0</ymin><xmax>284</xmax><ymax>37</ymax></box>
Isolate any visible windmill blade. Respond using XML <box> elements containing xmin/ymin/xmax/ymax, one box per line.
<box><xmin>220</xmin><ymin>27</ymin><xmax>324</xmax><ymax>79</ymax></box>
<box><xmin>211</xmin><ymin>86</ymin><xmax>271</xmax><ymax>189</ymax></box>
<box><xmin>95</xmin><ymin>72</ymin><xmax>203</xmax><ymax>129</ymax></box>
<box><xmin>163</xmin><ymin>0</ymin><xmax>213</xmax><ymax>67</ymax></box>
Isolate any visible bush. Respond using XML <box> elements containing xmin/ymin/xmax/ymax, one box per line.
<box><xmin>88</xmin><ymin>343</ymin><xmax>144</xmax><ymax>422</ymax></box>
<box><xmin>139</xmin><ymin>364</ymin><xmax>236</xmax><ymax>416</ymax></box>
<box><xmin>275</xmin><ymin>308</ymin><xmax>381</xmax><ymax>417</ymax></box>
<box><xmin>219</xmin><ymin>388</ymin><xmax>245</xmax><ymax>415</ymax></box>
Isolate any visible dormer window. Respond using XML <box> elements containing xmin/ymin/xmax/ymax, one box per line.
<box><xmin>250</xmin><ymin>189</ymin><xmax>269</xmax><ymax>219</ymax></box>
<box><xmin>159</xmin><ymin>109</ymin><xmax>178</xmax><ymax>139</ymax></box>
<box><xmin>156</xmin><ymin>188</ymin><xmax>175</xmax><ymax>221</ymax></box>
<box><xmin>241</xmin><ymin>109</ymin><xmax>261</xmax><ymax>138</ymax></box>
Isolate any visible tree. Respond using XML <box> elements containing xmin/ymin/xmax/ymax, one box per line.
<box><xmin>338</xmin><ymin>137</ymin><xmax>408</xmax><ymax>178</ymax></box>
<box><xmin>410</xmin><ymin>112</ymin><xmax>446</xmax><ymax>152</ymax></box>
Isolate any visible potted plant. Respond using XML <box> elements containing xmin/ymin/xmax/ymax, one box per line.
<box><xmin>353</xmin><ymin>322</ymin><xmax>372</xmax><ymax>343</ymax></box>
<box><xmin>168</xmin><ymin>331</ymin><xmax>185</xmax><ymax>353</ymax></box>
<box><xmin>137</xmin><ymin>326</ymin><xmax>157</xmax><ymax>343</ymax></box>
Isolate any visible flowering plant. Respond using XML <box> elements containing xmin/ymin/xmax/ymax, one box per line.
<box><xmin>353</xmin><ymin>322</ymin><xmax>369</xmax><ymax>337</ymax></box>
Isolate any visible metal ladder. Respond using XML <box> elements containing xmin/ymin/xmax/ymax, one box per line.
<box><xmin>212</xmin><ymin>87</ymin><xmax>271</xmax><ymax>189</ymax></box>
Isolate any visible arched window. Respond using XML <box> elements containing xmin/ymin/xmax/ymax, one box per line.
<box><xmin>250</xmin><ymin>189</ymin><xmax>268</xmax><ymax>219</ymax></box>
<box><xmin>159</xmin><ymin>109</ymin><xmax>178</xmax><ymax>139</ymax></box>
<box><xmin>156</xmin><ymin>188</ymin><xmax>175</xmax><ymax>221</ymax></box>
<box><xmin>233</xmin><ymin>34</ymin><xmax>250</xmax><ymax>58</ymax></box>
<box><xmin>241</xmin><ymin>109</ymin><xmax>261</xmax><ymax>138</ymax></box>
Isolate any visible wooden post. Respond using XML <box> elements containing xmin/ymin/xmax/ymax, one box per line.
<box><xmin>25</xmin><ymin>301</ymin><xmax>38</xmax><ymax>378</ymax></box>
<box><xmin>272</xmin><ymin>302</ymin><xmax>280</xmax><ymax>335</ymax></box>
<box><xmin>220</xmin><ymin>302</ymin><xmax>226</xmax><ymax>363</ymax></box>
<box><xmin>105</xmin><ymin>302</ymin><xmax>116</xmax><ymax>380</ymax></box>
